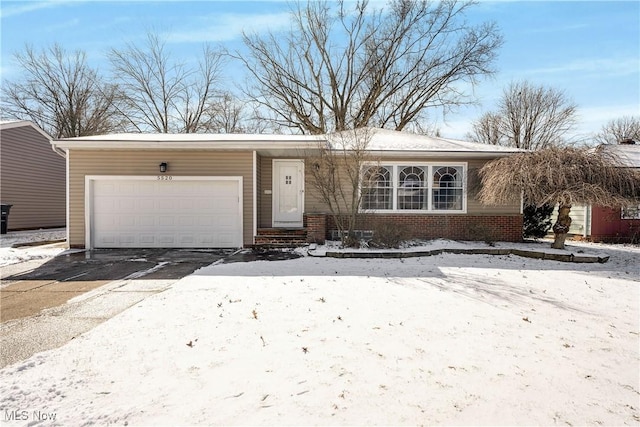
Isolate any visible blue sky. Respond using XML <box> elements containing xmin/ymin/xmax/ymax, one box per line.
<box><xmin>1</xmin><ymin>0</ymin><xmax>638</xmax><ymax>140</ymax></box>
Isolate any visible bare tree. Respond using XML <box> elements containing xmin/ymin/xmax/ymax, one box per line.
<box><xmin>1</xmin><ymin>44</ymin><xmax>122</xmax><ymax>138</ymax></box>
<box><xmin>594</xmin><ymin>116</ymin><xmax>640</xmax><ymax>145</ymax></box>
<box><xmin>469</xmin><ymin>81</ymin><xmax>578</xmax><ymax>150</ymax></box>
<box><xmin>204</xmin><ymin>92</ymin><xmax>246</xmax><ymax>133</ymax></box>
<box><xmin>468</xmin><ymin>112</ymin><xmax>501</xmax><ymax>146</ymax></box>
<box><xmin>109</xmin><ymin>33</ymin><xmax>226</xmax><ymax>133</ymax></box>
<box><xmin>478</xmin><ymin>147</ymin><xmax>640</xmax><ymax>249</ymax></box>
<box><xmin>306</xmin><ymin>128</ymin><xmax>378</xmax><ymax>246</ymax></box>
<box><xmin>236</xmin><ymin>0</ymin><xmax>502</xmax><ymax>134</ymax></box>
<box><xmin>204</xmin><ymin>92</ymin><xmax>276</xmax><ymax>134</ymax></box>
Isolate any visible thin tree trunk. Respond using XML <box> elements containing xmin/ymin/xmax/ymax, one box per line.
<box><xmin>551</xmin><ymin>204</ymin><xmax>572</xmax><ymax>249</ymax></box>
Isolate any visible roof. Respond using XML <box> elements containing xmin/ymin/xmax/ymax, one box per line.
<box><xmin>0</xmin><ymin>120</ymin><xmax>24</xmax><ymax>126</ymax></box>
<box><xmin>597</xmin><ymin>143</ymin><xmax>640</xmax><ymax>168</ymax></box>
<box><xmin>0</xmin><ymin>120</ymin><xmax>53</xmax><ymax>140</ymax></box>
<box><xmin>330</xmin><ymin>127</ymin><xmax>522</xmax><ymax>154</ymax></box>
<box><xmin>52</xmin><ymin>133</ymin><xmax>324</xmax><ymax>156</ymax></box>
<box><xmin>51</xmin><ymin>127</ymin><xmax>522</xmax><ymax>158</ymax></box>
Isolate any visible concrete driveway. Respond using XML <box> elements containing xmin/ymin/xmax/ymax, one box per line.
<box><xmin>0</xmin><ymin>247</ymin><xmax>237</xmax><ymax>368</ymax></box>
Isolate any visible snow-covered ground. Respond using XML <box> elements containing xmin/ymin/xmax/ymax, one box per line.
<box><xmin>0</xmin><ymin>228</ymin><xmax>67</xmax><ymax>268</ymax></box>
<box><xmin>0</xmin><ymin>239</ymin><xmax>638</xmax><ymax>426</ymax></box>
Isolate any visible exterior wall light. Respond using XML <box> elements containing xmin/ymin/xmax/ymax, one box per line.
<box><xmin>159</xmin><ymin>162</ymin><xmax>168</xmax><ymax>173</ymax></box>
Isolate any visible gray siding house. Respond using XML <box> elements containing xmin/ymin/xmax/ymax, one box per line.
<box><xmin>0</xmin><ymin>121</ymin><xmax>65</xmax><ymax>231</ymax></box>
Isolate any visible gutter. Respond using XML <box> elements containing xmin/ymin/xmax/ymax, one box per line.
<box><xmin>51</xmin><ymin>142</ymin><xmax>67</xmax><ymax>158</ymax></box>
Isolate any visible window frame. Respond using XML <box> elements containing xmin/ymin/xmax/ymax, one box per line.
<box><xmin>361</xmin><ymin>165</ymin><xmax>393</xmax><ymax>211</ymax></box>
<box><xmin>621</xmin><ymin>205</ymin><xmax>640</xmax><ymax>220</ymax></box>
<box><xmin>360</xmin><ymin>162</ymin><xmax>467</xmax><ymax>214</ymax></box>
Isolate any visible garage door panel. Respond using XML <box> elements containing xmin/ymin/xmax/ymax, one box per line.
<box><xmin>119</xmin><ymin>216</ymin><xmax>136</xmax><ymax>227</ymax></box>
<box><xmin>138</xmin><ymin>199</ymin><xmax>155</xmax><ymax>211</ymax></box>
<box><xmin>119</xmin><ymin>182</ymin><xmax>138</xmax><ymax>195</ymax></box>
<box><xmin>138</xmin><ymin>216</ymin><xmax>155</xmax><ymax>227</ymax></box>
<box><xmin>158</xmin><ymin>235</ymin><xmax>175</xmax><ymax>245</ymax></box>
<box><xmin>139</xmin><ymin>235</ymin><xmax>156</xmax><ymax>245</ymax></box>
<box><xmin>91</xmin><ymin>178</ymin><xmax>242</xmax><ymax>248</ymax></box>
<box><xmin>216</xmin><ymin>214</ymin><xmax>237</xmax><ymax>227</ymax></box>
<box><xmin>94</xmin><ymin>197</ymin><xmax>116</xmax><ymax>211</ymax></box>
<box><xmin>120</xmin><ymin>235</ymin><xmax>135</xmax><ymax>245</ymax></box>
<box><xmin>116</xmin><ymin>198</ymin><xmax>136</xmax><ymax>212</ymax></box>
<box><xmin>158</xmin><ymin>216</ymin><xmax>175</xmax><ymax>227</ymax></box>
<box><xmin>100</xmin><ymin>235</ymin><xmax>116</xmax><ymax>245</ymax></box>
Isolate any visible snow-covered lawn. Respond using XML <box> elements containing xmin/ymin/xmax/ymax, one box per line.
<box><xmin>1</xmin><ymin>241</ymin><xmax>639</xmax><ymax>426</ymax></box>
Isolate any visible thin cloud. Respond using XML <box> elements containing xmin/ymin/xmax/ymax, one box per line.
<box><xmin>165</xmin><ymin>11</ymin><xmax>292</xmax><ymax>43</ymax></box>
<box><xmin>579</xmin><ymin>104</ymin><xmax>640</xmax><ymax>129</ymax></box>
<box><xmin>525</xmin><ymin>58</ymin><xmax>640</xmax><ymax>78</ymax></box>
<box><xmin>0</xmin><ymin>0</ymin><xmax>78</xmax><ymax>19</ymax></box>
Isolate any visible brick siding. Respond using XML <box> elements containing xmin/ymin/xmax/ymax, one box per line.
<box><xmin>317</xmin><ymin>213</ymin><xmax>523</xmax><ymax>243</ymax></box>
<box><xmin>304</xmin><ymin>214</ymin><xmax>328</xmax><ymax>243</ymax></box>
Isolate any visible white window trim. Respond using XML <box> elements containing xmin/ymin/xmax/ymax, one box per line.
<box><xmin>360</xmin><ymin>162</ymin><xmax>467</xmax><ymax>214</ymax></box>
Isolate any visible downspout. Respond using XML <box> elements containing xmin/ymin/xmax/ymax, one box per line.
<box><xmin>51</xmin><ymin>140</ymin><xmax>70</xmax><ymax>247</ymax></box>
<box><xmin>253</xmin><ymin>151</ymin><xmax>257</xmax><ymax>247</ymax></box>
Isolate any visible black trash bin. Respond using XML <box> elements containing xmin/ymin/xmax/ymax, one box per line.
<box><xmin>1</xmin><ymin>204</ymin><xmax>13</xmax><ymax>234</ymax></box>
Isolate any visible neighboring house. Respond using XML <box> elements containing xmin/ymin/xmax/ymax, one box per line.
<box><xmin>550</xmin><ymin>142</ymin><xmax>640</xmax><ymax>243</ymax></box>
<box><xmin>51</xmin><ymin>128</ymin><xmax>523</xmax><ymax>249</ymax></box>
<box><xmin>0</xmin><ymin>120</ymin><xmax>65</xmax><ymax>231</ymax></box>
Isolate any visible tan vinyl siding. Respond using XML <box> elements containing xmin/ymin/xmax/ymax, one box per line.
<box><xmin>0</xmin><ymin>126</ymin><xmax>65</xmax><ymax>230</ymax></box>
<box><xmin>259</xmin><ymin>156</ymin><xmax>274</xmax><ymax>228</ymax></box>
<box><xmin>68</xmin><ymin>150</ymin><xmax>253</xmax><ymax>247</ymax></box>
<box><xmin>304</xmin><ymin>157</ymin><xmax>354</xmax><ymax>214</ymax></box>
<box><xmin>465</xmin><ymin>158</ymin><xmax>520</xmax><ymax>215</ymax></box>
<box><xmin>255</xmin><ymin>152</ymin><xmax>261</xmax><ymax>236</ymax></box>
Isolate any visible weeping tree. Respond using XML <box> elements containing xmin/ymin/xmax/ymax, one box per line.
<box><xmin>478</xmin><ymin>147</ymin><xmax>640</xmax><ymax>249</ymax></box>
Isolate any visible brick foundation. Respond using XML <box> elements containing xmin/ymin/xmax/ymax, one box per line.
<box><xmin>304</xmin><ymin>214</ymin><xmax>328</xmax><ymax>244</ymax></box>
<box><xmin>320</xmin><ymin>213</ymin><xmax>523</xmax><ymax>242</ymax></box>
<box><xmin>254</xmin><ymin>228</ymin><xmax>307</xmax><ymax>247</ymax></box>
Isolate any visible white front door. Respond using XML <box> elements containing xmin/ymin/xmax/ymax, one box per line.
<box><xmin>273</xmin><ymin>159</ymin><xmax>304</xmax><ymax>227</ymax></box>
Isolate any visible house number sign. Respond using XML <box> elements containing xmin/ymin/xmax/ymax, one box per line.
<box><xmin>157</xmin><ymin>175</ymin><xmax>173</xmax><ymax>181</ymax></box>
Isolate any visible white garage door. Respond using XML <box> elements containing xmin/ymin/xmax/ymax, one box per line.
<box><xmin>90</xmin><ymin>177</ymin><xmax>242</xmax><ymax>248</ymax></box>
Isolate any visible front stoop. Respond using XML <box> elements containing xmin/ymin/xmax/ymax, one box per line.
<box><xmin>254</xmin><ymin>228</ymin><xmax>308</xmax><ymax>248</ymax></box>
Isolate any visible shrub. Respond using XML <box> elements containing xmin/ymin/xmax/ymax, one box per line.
<box><xmin>466</xmin><ymin>223</ymin><xmax>497</xmax><ymax>246</ymax></box>
<box><xmin>523</xmin><ymin>203</ymin><xmax>554</xmax><ymax>238</ymax></box>
<box><xmin>369</xmin><ymin>220</ymin><xmax>410</xmax><ymax>249</ymax></box>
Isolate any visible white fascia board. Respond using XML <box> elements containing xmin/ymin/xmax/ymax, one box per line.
<box><xmin>51</xmin><ymin>139</ymin><xmax>323</xmax><ymax>151</ymax></box>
